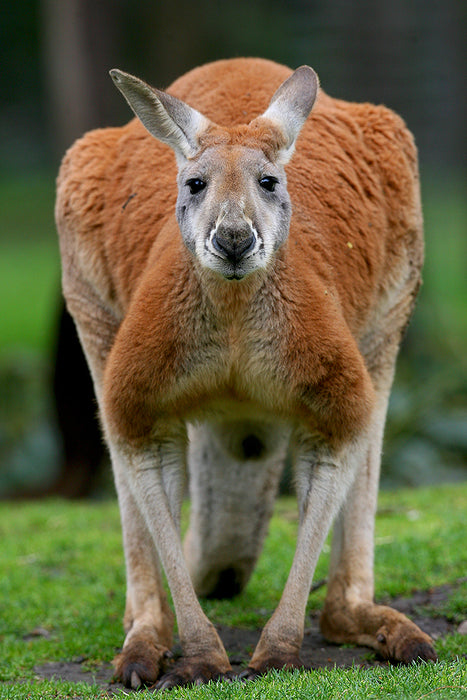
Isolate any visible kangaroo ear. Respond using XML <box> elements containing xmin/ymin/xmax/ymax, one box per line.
<box><xmin>260</xmin><ymin>65</ymin><xmax>319</xmax><ymax>164</ymax></box>
<box><xmin>110</xmin><ymin>69</ymin><xmax>210</xmax><ymax>161</ymax></box>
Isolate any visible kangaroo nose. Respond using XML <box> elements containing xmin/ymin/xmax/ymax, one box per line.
<box><xmin>212</xmin><ymin>230</ymin><xmax>256</xmax><ymax>264</ymax></box>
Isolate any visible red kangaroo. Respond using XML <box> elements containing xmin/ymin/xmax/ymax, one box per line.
<box><xmin>56</xmin><ymin>57</ymin><xmax>435</xmax><ymax>689</ymax></box>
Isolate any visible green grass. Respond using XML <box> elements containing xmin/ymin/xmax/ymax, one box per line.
<box><xmin>2</xmin><ymin>664</ymin><xmax>467</xmax><ymax>699</ymax></box>
<box><xmin>0</xmin><ymin>483</ymin><xmax>466</xmax><ymax>698</ymax></box>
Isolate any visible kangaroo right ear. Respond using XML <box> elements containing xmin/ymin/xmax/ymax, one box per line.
<box><xmin>260</xmin><ymin>65</ymin><xmax>319</xmax><ymax>164</ymax></box>
<box><xmin>110</xmin><ymin>69</ymin><xmax>210</xmax><ymax>161</ymax></box>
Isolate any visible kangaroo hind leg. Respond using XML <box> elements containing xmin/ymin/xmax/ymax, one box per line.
<box><xmin>321</xmin><ymin>330</ymin><xmax>437</xmax><ymax>664</ymax></box>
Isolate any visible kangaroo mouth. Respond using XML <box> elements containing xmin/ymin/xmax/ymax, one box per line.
<box><xmin>225</xmin><ymin>271</ymin><xmax>246</xmax><ymax>281</ymax></box>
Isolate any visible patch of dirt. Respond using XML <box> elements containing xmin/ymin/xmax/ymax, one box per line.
<box><xmin>33</xmin><ymin>583</ymin><xmax>461</xmax><ymax>694</ymax></box>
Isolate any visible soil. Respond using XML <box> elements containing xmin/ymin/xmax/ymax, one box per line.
<box><xmin>33</xmin><ymin>583</ymin><xmax>464</xmax><ymax>694</ymax></box>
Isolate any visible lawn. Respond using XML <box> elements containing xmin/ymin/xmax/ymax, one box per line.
<box><xmin>0</xmin><ymin>483</ymin><xmax>466</xmax><ymax>698</ymax></box>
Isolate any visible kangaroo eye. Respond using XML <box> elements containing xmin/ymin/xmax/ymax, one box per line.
<box><xmin>259</xmin><ymin>176</ymin><xmax>278</xmax><ymax>192</ymax></box>
<box><xmin>186</xmin><ymin>178</ymin><xmax>206</xmax><ymax>195</ymax></box>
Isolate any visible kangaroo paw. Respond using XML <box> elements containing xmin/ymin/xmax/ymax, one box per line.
<box><xmin>242</xmin><ymin>652</ymin><xmax>307</xmax><ymax>679</ymax></box>
<box><xmin>153</xmin><ymin>656</ymin><xmax>233</xmax><ymax>690</ymax></box>
<box><xmin>113</xmin><ymin>638</ymin><xmax>172</xmax><ymax>688</ymax></box>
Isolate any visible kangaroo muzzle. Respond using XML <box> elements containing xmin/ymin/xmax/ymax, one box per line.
<box><xmin>212</xmin><ymin>225</ymin><xmax>256</xmax><ymax>265</ymax></box>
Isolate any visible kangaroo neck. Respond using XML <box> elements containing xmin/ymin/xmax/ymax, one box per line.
<box><xmin>194</xmin><ymin>260</ymin><xmax>269</xmax><ymax>323</ymax></box>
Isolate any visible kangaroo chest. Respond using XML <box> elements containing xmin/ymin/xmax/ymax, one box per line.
<box><xmin>106</xmin><ymin>269</ymin><xmax>373</xmax><ymax>445</ymax></box>
<box><xmin>171</xmin><ymin>297</ymin><xmax>290</xmax><ymax>418</ymax></box>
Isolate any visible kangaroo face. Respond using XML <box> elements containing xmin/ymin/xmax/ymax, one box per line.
<box><xmin>110</xmin><ymin>65</ymin><xmax>318</xmax><ymax>280</ymax></box>
<box><xmin>176</xmin><ymin>145</ymin><xmax>291</xmax><ymax>280</ymax></box>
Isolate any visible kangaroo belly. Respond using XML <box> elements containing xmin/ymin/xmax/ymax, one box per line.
<box><xmin>184</xmin><ymin>418</ymin><xmax>291</xmax><ymax>598</ymax></box>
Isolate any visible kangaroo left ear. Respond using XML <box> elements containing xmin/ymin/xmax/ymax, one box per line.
<box><xmin>260</xmin><ymin>66</ymin><xmax>319</xmax><ymax>164</ymax></box>
<box><xmin>110</xmin><ymin>69</ymin><xmax>211</xmax><ymax>162</ymax></box>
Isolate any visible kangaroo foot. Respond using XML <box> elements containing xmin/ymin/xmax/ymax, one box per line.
<box><xmin>321</xmin><ymin>600</ymin><xmax>437</xmax><ymax>664</ymax></box>
<box><xmin>153</xmin><ymin>655</ymin><xmax>234</xmax><ymax>690</ymax></box>
<box><xmin>240</xmin><ymin>652</ymin><xmax>307</xmax><ymax>680</ymax></box>
<box><xmin>371</xmin><ymin>614</ymin><xmax>437</xmax><ymax>664</ymax></box>
<box><xmin>113</xmin><ymin>636</ymin><xmax>173</xmax><ymax>689</ymax></box>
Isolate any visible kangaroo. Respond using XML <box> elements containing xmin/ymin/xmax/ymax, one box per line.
<box><xmin>56</xmin><ymin>57</ymin><xmax>436</xmax><ymax>689</ymax></box>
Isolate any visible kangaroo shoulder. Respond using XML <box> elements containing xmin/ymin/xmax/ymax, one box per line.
<box><xmin>56</xmin><ymin>126</ymin><xmax>123</xmax><ymax>242</ymax></box>
<box><xmin>56</xmin><ymin>120</ymin><xmax>178</xmax><ymax>308</ymax></box>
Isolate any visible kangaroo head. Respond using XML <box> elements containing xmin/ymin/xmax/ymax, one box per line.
<box><xmin>110</xmin><ymin>66</ymin><xmax>318</xmax><ymax>280</ymax></box>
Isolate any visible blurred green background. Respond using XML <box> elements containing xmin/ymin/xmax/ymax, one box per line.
<box><xmin>0</xmin><ymin>0</ymin><xmax>466</xmax><ymax>496</ymax></box>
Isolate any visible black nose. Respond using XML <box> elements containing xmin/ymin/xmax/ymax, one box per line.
<box><xmin>212</xmin><ymin>230</ymin><xmax>256</xmax><ymax>264</ymax></box>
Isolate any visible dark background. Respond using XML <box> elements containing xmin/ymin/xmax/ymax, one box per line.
<box><xmin>0</xmin><ymin>0</ymin><xmax>466</xmax><ymax>496</ymax></box>
<box><xmin>3</xmin><ymin>0</ymin><xmax>466</xmax><ymax>173</ymax></box>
